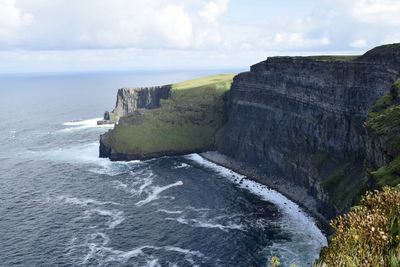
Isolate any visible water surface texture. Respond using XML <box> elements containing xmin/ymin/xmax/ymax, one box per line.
<box><xmin>0</xmin><ymin>71</ymin><xmax>326</xmax><ymax>267</ymax></box>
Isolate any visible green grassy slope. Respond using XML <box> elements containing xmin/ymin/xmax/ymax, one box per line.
<box><xmin>107</xmin><ymin>74</ymin><xmax>235</xmax><ymax>156</ymax></box>
<box><xmin>366</xmin><ymin>79</ymin><xmax>400</xmax><ymax>186</ymax></box>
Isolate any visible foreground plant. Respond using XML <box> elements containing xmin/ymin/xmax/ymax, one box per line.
<box><xmin>317</xmin><ymin>186</ymin><xmax>400</xmax><ymax>266</ymax></box>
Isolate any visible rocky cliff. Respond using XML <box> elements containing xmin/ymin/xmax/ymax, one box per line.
<box><xmin>104</xmin><ymin>85</ymin><xmax>171</xmax><ymax>121</ymax></box>
<box><xmin>99</xmin><ymin>44</ymin><xmax>400</xmax><ymax>220</ymax></box>
<box><xmin>99</xmin><ymin>74</ymin><xmax>234</xmax><ymax>160</ymax></box>
<box><xmin>218</xmin><ymin>44</ymin><xmax>400</xmax><ymax>218</ymax></box>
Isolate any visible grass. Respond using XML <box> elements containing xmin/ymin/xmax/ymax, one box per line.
<box><xmin>366</xmin><ymin>79</ymin><xmax>400</xmax><ymax>187</ymax></box>
<box><xmin>371</xmin><ymin>156</ymin><xmax>400</xmax><ymax>187</ymax></box>
<box><xmin>108</xmin><ymin>74</ymin><xmax>235</xmax><ymax>156</ymax></box>
<box><xmin>306</xmin><ymin>55</ymin><xmax>359</xmax><ymax>61</ymax></box>
<box><xmin>321</xmin><ymin>158</ymin><xmax>365</xmax><ymax>211</ymax></box>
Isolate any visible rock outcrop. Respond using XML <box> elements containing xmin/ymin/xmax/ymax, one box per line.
<box><xmin>105</xmin><ymin>85</ymin><xmax>171</xmax><ymax>121</ymax></box>
<box><xmin>218</xmin><ymin>44</ymin><xmax>400</xmax><ymax>218</ymax></box>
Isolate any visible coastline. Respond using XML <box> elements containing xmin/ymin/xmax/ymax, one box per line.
<box><xmin>199</xmin><ymin>151</ymin><xmax>332</xmax><ymax>234</ymax></box>
<box><xmin>187</xmin><ymin>153</ymin><xmax>328</xmax><ymax>258</ymax></box>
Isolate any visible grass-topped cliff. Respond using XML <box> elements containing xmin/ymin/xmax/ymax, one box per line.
<box><xmin>101</xmin><ymin>74</ymin><xmax>234</xmax><ymax>160</ymax></box>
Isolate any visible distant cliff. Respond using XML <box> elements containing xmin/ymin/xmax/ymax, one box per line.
<box><xmin>218</xmin><ymin>44</ymin><xmax>400</xmax><ymax>218</ymax></box>
<box><xmin>99</xmin><ymin>74</ymin><xmax>234</xmax><ymax>160</ymax></box>
<box><xmin>104</xmin><ymin>85</ymin><xmax>171</xmax><ymax>122</ymax></box>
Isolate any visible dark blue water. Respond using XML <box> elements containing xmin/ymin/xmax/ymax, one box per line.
<box><xmin>0</xmin><ymin>70</ymin><xmax>326</xmax><ymax>267</ymax></box>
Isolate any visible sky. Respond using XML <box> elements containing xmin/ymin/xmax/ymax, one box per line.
<box><xmin>1</xmin><ymin>0</ymin><xmax>400</xmax><ymax>73</ymax></box>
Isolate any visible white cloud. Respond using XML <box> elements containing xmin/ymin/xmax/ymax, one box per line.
<box><xmin>271</xmin><ymin>32</ymin><xmax>331</xmax><ymax>49</ymax></box>
<box><xmin>0</xmin><ymin>0</ymin><xmax>32</xmax><ymax>41</ymax></box>
<box><xmin>2</xmin><ymin>0</ymin><xmax>400</xmax><ymax>72</ymax></box>
<box><xmin>350</xmin><ymin>39</ymin><xmax>368</xmax><ymax>48</ymax></box>
<box><xmin>198</xmin><ymin>0</ymin><xmax>229</xmax><ymax>23</ymax></box>
<box><xmin>155</xmin><ymin>5</ymin><xmax>193</xmax><ymax>48</ymax></box>
<box><xmin>350</xmin><ymin>0</ymin><xmax>400</xmax><ymax>26</ymax></box>
<box><xmin>1</xmin><ymin>0</ymin><xmax>227</xmax><ymax>50</ymax></box>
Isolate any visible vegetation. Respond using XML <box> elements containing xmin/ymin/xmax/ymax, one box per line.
<box><xmin>366</xmin><ymin>79</ymin><xmax>400</xmax><ymax>187</ymax></box>
<box><xmin>315</xmin><ymin>79</ymin><xmax>400</xmax><ymax>266</ymax></box>
<box><xmin>306</xmin><ymin>55</ymin><xmax>359</xmax><ymax>62</ymax></box>
<box><xmin>317</xmin><ymin>186</ymin><xmax>400</xmax><ymax>267</ymax></box>
<box><xmin>372</xmin><ymin>156</ymin><xmax>400</xmax><ymax>187</ymax></box>
<box><xmin>321</xmin><ymin>158</ymin><xmax>365</xmax><ymax>211</ymax></box>
<box><xmin>108</xmin><ymin>74</ymin><xmax>235</xmax><ymax>155</ymax></box>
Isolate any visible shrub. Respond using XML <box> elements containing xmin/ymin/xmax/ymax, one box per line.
<box><xmin>317</xmin><ymin>186</ymin><xmax>400</xmax><ymax>266</ymax></box>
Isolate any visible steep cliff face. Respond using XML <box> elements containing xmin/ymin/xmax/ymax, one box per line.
<box><xmin>106</xmin><ymin>85</ymin><xmax>171</xmax><ymax>121</ymax></box>
<box><xmin>218</xmin><ymin>44</ymin><xmax>400</xmax><ymax>217</ymax></box>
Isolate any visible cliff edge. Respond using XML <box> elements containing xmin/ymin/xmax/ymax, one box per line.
<box><xmin>218</xmin><ymin>43</ymin><xmax>400</xmax><ymax>218</ymax></box>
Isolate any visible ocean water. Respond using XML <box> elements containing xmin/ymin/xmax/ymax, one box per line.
<box><xmin>0</xmin><ymin>70</ymin><xmax>327</xmax><ymax>267</ymax></box>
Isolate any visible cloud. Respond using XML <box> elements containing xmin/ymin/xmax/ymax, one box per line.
<box><xmin>198</xmin><ymin>0</ymin><xmax>229</xmax><ymax>23</ymax></box>
<box><xmin>350</xmin><ymin>39</ymin><xmax>368</xmax><ymax>48</ymax></box>
<box><xmin>0</xmin><ymin>0</ymin><xmax>32</xmax><ymax>41</ymax></box>
<box><xmin>2</xmin><ymin>0</ymin><xmax>400</xmax><ymax>72</ymax></box>
<box><xmin>155</xmin><ymin>5</ymin><xmax>193</xmax><ymax>48</ymax></box>
<box><xmin>271</xmin><ymin>32</ymin><xmax>330</xmax><ymax>48</ymax></box>
<box><xmin>2</xmin><ymin>0</ymin><xmax>228</xmax><ymax>50</ymax></box>
<box><xmin>350</xmin><ymin>0</ymin><xmax>400</xmax><ymax>26</ymax></box>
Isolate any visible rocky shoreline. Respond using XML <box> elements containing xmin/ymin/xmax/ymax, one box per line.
<box><xmin>199</xmin><ymin>151</ymin><xmax>332</xmax><ymax>232</ymax></box>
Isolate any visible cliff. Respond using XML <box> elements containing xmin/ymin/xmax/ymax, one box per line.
<box><xmin>100</xmin><ymin>74</ymin><xmax>234</xmax><ymax>160</ymax></box>
<box><xmin>217</xmin><ymin>44</ymin><xmax>400</xmax><ymax>218</ymax></box>
<box><xmin>99</xmin><ymin>44</ymin><xmax>400</xmax><ymax>220</ymax></box>
<box><xmin>104</xmin><ymin>85</ymin><xmax>171</xmax><ymax>122</ymax></box>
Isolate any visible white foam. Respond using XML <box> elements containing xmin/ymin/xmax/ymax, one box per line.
<box><xmin>185</xmin><ymin>206</ymin><xmax>212</xmax><ymax>212</ymax></box>
<box><xmin>186</xmin><ymin>153</ymin><xmax>327</xmax><ymax>251</ymax></box>
<box><xmin>61</xmin><ymin>118</ymin><xmax>114</xmax><ymax>133</ymax></box>
<box><xmin>27</xmin><ymin>142</ymin><xmax>110</xmax><ymax>166</ymax></box>
<box><xmin>88</xmin><ymin>232</ymin><xmax>110</xmax><ymax>246</ymax></box>
<box><xmin>164</xmin><ymin>246</ymin><xmax>205</xmax><ymax>259</ymax></box>
<box><xmin>173</xmin><ymin>163</ymin><xmax>191</xmax><ymax>169</ymax></box>
<box><xmin>63</xmin><ymin>118</ymin><xmax>103</xmax><ymax>126</ymax></box>
<box><xmin>135</xmin><ymin>181</ymin><xmax>183</xmax><ymax>207</ymax></box>
<box><xmin>57</xmin><ymin>195</ymin><xmax>122</xmax><ymax>206</ymax></box>
<box><xmin>166</xmin><ymin>217</ymin><xmax>244</xmax><ymax>232</ymax></box>
<box><xmin>82</xmin><ymin>208</ymin><xmax>125</xmax><ymax>229</ymax></box>
<box><xmin>137</xmin><ymin>175</ymin><xmax>155</xmax><ymax>195</ymax></box>
<box><xmin>26</xmin><ymin>141</ymin><xmax>141</xmax><ymax>177</ymax></box>
<box><xmin>82</xmin><ymin>244</ymin><xmax>205</xmax><ymax>265</ymax></box>
<box><xmin>146</xmin><ymin>258</ymin><xmax>161</xmax><ymax>267</ymax></box>
<box><xmin>112</xmin><ymin>180</ymin><xmax>128</xmax><ymax>190</ymax></box>
<box><xmin>157</xmin><ymin>209</ymin><xmax>183</xmax><ymax>214</ymax></box>
<box><xmin>90</xmin><ymin>160</ymin><xmax>141</xmax><ymax>176</ymax></box>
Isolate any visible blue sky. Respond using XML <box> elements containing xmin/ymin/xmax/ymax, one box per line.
<box><xmin>1</xmin><ymin>0</ymin><xmax>399</xmax><ymax>73</ymax></box>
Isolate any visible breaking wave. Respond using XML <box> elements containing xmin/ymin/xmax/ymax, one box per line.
<box><xmin>61</xmin><ymin>118</ymin><xmax>114</xmax><ymax>133</ymax></box>
<box><xmin>136</xmin><ymin>181</ymin><xmax>184</xmax><ymax>207</ymax></box>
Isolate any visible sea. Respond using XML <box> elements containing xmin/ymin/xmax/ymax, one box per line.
<box><xmin>0</xmin><ymin>70</ymin><xmax>327</xmax><ymax>267</ymax></box>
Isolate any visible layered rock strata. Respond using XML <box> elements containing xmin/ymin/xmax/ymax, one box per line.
<box><xmin>218</xmin><ymin>44</ymin><xmax>400</xmax><ymax>217</ymax></box>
